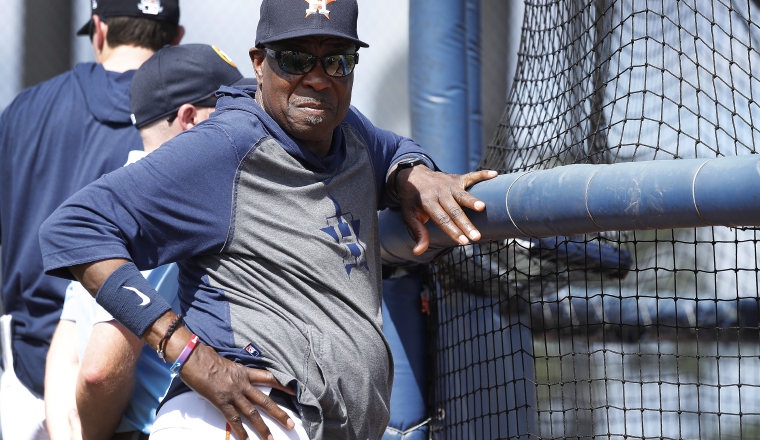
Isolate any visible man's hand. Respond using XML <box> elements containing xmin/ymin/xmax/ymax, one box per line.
<box><xmin>154</xmin><ymin>320</ymin><xmax>296</xmax><ymax>440</ymax></box>
<box><xmin>392</xmin><ymin>164</ymin><xmax>498</xmax><ymax>255</ymax></box>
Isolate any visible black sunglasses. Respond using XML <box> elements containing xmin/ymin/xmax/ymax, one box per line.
<box><xmin>265</xmin><ymin>48</ymin><xmax>359</xmax><ymax>78</ymax></box>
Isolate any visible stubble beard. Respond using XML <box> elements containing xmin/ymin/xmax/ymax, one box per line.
<box><xmin>305</xmin><ymin>115</ymin><xmax>325</xmax><ymax>125</ymax></box>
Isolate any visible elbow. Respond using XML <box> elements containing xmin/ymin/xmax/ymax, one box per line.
<box><xmin>77</xmin><ymin>359</ymin><xmax>130</xmax><ymax>394</ymax></box>
<box><xmin>77</xmin><ymin>363</ymin><xmax>112</xmax><ymax>392</ymax></box>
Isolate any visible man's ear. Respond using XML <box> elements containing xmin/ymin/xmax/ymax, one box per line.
<box><xmin>171</xmin><ymin>25</ymin><xmax>185</xmax><ymax>46</ymax></box>
<box><xmin>91</xmin><ymin>15</ymin><xmax>108</xmax><ymax>57</ymax></box>
<box><xmin>249</xmin><ymin>47</ymin><xmax>266</xmax><ymax>88</ymax></box>
<box><xmin>176</xmin><ymin>104</ymin><xmax>200</xmax><ymax>131</ymax></box>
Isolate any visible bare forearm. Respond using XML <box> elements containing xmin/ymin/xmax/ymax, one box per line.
<box><xmin>76</xmin><ymin>321</ymin><xmax>143</xmax><ymax>440</ymax></box>
<box><xmin>45</xmin><ymin>321</ymin><xmax>81</xmax><ymax>440</ymax></box>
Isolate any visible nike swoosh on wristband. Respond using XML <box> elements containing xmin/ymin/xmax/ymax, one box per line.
<box><xmin>123</xmin><ymin>286</ymin><xmax>151</xmax><ymax>306</ymax></box>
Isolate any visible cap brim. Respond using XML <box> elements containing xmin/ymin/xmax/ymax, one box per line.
<box><xmin>76</xmin><ymin>20</ymin><xmax>92</xmax><ymax>36</ymax></box>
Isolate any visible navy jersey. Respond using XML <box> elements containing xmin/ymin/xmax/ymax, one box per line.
<box><xmin>0</xmin><ymin>63</ymin><xmax>141</xmax><ymax>395</ymax></box>
<box><xmin>41</xmin><ymin>86</ymin><xmax>434</xmax><ymax>439</ymax></box>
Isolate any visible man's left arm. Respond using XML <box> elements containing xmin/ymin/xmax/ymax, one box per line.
<box><xmin>344</xmin><ymin>107</ymin><xmax>498</xmax><ymax>255</ymax></box>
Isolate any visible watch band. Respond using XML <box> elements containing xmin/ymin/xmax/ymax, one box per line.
<box><xmin>396</xmin><ymin>158</ymin><xmax>427</xmax><ymax>171</ymax></box>
<box><xmin>392</xmin><ymin>158</ymin><xmax>427</xmax><ymax>197</ymax></box>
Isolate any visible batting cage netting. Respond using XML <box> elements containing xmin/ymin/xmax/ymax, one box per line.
<box><xmin>429</xmin><ymin>0</ymin><xmax>760</xmax><ymax>439</ymax></box>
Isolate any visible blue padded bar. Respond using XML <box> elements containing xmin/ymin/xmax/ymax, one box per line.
<box><xmin>507</xmin><ymin>165</ymin><xmax>601</xmax><ymax>236</ymax></box>
<box><xmin>586</xmin><ymin>159</ymin><xmax>709</xmax><ymax>231</ymax></box>
<box><xmin>694</xmin><ymin>155</ymin><xmax>760</xmax><ymax>227</ymax></box>
<box><xmin>380</xmin><ymin>156</ymin><xmax>760</xmax><ymax>265</ymax></box>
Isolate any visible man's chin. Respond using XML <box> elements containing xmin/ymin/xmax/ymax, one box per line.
<box><xmin>305</xmin><ymin>115</ymin><xmax>325</xmax><ymax>125</ymax></box>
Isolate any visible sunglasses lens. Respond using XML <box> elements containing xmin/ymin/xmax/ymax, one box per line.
<box><xmin>279</xmin><ymin>51</ymin><xmax>315</xmax><ymax>74</ymax></box>
<box><xmin>323</xmin><ymin>54</ymin><xmax>357</xmax><ymax>77</ymax></box>
<box><xmin>269</xmin><ymin>49</ymin><xmax>357</xmax><ymax>77</ymax></box>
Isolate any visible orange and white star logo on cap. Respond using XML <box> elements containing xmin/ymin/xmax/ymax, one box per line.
<box><xmin>305</xmin><ymin>0</ymin><xmax>337</xmax><ymax>19</ymax></box>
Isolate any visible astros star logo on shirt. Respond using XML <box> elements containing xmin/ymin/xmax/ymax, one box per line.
<box><xmin>321</xmin><ymin>194</ymin><xmax>368</xmax><ymax>275</ymax></box>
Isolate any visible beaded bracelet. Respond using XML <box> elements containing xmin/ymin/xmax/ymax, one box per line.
<box><xmin>170</xmin><ymin>334</ymin><xmax>200</xmax><ymax>374</ymax></box>
<box><xmin>157</xmin><ymin>314</ymin><xmax>183</xmax><ymax>363</ymax></box>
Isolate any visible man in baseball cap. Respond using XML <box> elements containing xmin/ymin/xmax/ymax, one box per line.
<box><xmin>40</xmin><ymin>1</ymin><xmax>495</xmax><ymax>440</ymax></box>
<box><xmin>129</xmin><ymin>44</ymin><xmax>254</xmax><ymax>146</ymax></box>
<box><xmin>0</xmin><ymin>1</ymin><xmax>184</xmax><ymax>439</ymax></box>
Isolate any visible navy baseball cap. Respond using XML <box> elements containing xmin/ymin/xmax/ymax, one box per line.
<box><xmin>256</xmin><ymin>0</ymin><xmax>369</xmax><ymax>48</ymax></box>
<box><xmin>130</xmin><ymin>44</ymin><xmax>248</xmax><ymax>129</ymax></box>
<box><xmin>76</xmin><ymin>0</ymin><xmax>180</xmax><ymax>36</ymax></box>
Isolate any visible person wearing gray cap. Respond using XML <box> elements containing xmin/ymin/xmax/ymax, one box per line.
<box><xmin>43</xmin><ymin>44</ymin><xmax>283</xmax><ymax>440</ymax></box>
<box><xmin>0</xmin><ymin>1</ymin><xmax>184</xmax><ymax>439</ymax></box>
<box><xmin>39</xmin><ymin>1</ymin><xmax>497</xmax><ymax>439</ymax></box>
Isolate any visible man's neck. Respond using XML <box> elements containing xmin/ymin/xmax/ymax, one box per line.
<box><xmin>99</xmin><ymin>45</ymin><xmax>156</xmax><ymax>73</ymax></box>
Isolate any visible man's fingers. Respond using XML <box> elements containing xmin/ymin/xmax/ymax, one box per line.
<box><xmin>404</xmin><ymin>213</ymin><xmax>431</xmax><ymax>255</ymax></box>
<box><xmin>247</xmin><ymin>369</ymin><xmax>296</xmax><ymax>396</ymax></box>
<box><xmin>234</xmin><ymin>396</ymin><xmax>274</xmax><ymax>440</ymax></box>
<box><xmin>413</xmin><ymin>203</ymin><xmax>468</xmax><ymax>250</ymax></box>
<box><xmin>219</xmin><ymin>404</ymin><xmax>253</xmax><ymax>440</ymax></box>
<box><xmin>450</xmin><ymin>185</ymin><xmax>486</xmax><ymax>211</ymax></box>
<box><xmin>244</xmin><ymin>385</ymin><xmax>295</xmax><ymax>430</ymax></box>
<box><xmin>460</xmin><ymin>169</ymin><xmax>498</xmax><ymax>189</ymax></box>
<box><xmin>441</xmin><ymin>195</ymin><xmax>483</xmax><ymax>241</ymax></box>
<box><xmin>456</xmin><ymin>170</ymin><xmax>497</xmax><ymax>211</ymax></box>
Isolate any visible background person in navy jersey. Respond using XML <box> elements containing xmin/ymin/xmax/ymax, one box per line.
<box><xmin>44</xmin><ymin>44</ymin><xmax>268</xmax><ymax>440</ymax></box>
<box><xmin>0</xmin><ymin>1</ymin><xmax>184</xmax><ymax>438</ymax></box>
<box><xmin>40</xmin><ymin>1</ymin><xmax>497</xmax><ymax>439</ymax></box>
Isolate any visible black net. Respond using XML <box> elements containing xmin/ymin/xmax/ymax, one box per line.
<box><xmin>430</xmin><ymin>1</ymin><xmax>760</xmax><ymax>438</ymax></box>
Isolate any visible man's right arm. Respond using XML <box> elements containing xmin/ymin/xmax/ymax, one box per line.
<box><xmin>69</xmin><ymin>258</ymin><xmax>296</xmax><ymax>440</ymax></box>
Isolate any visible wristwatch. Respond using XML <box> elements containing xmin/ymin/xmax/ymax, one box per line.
<box><xmin>392</xmin><ymin>158</ymin><xmax>427</xmax><ymax>197</ymax></box>
<box><xmin>396</xmin><ymin>158</ymin><xmax>427</xmax><ymax>171</ymax></box>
